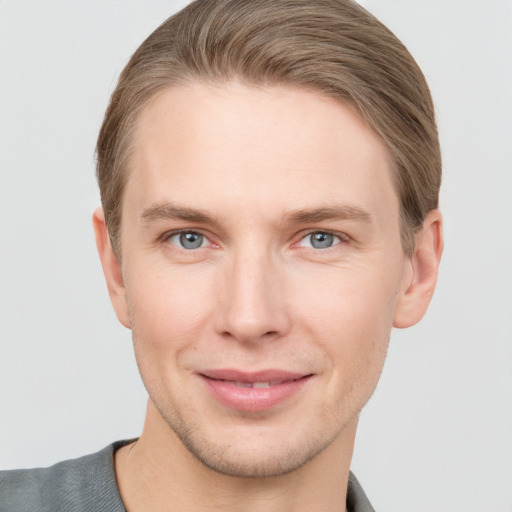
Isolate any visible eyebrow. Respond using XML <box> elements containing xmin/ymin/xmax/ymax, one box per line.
<box><xmin>140</xmin><ymin>203</ymin><xmax>215</xmax><ymax>224</ymax></box>
<box><xmin>140</xmin><ymin>201</ymin><xmax>372</xmax><ymax>227</ymax></box>
<box><xmin>283</xmin><ymin>205</ymin><xmax>372</xmax><ymax>225</ymax></box>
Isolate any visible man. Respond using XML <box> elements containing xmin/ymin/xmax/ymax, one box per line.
<box><xmin>0</xmin><ymin>0</ymin><xmax>443</xmax><ymax>510</ymax></box>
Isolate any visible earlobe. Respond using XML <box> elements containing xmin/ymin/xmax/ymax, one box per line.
<box><xmin>393</xmin><ymin>210</ymin><xmax>444</xmax><ymax>329</ymax></box>
<box><xmin>92</xmin><ymin>207</ymin><xmax>131</xmax><ymax>329</ymax></box>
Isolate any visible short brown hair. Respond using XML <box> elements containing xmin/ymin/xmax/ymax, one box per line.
<box><xmin>96</xmin><ymin>0</ymin><xmax>441</xmax><ymax>257</ymax></box>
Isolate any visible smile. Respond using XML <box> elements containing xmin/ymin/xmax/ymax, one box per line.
<box><xmin>198</xmin><ymin>370</ymin><xmax>313</xmax><ymax>412</ymax></box>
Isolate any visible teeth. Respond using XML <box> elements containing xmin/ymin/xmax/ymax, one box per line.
<box><xmin>235</xmin><ymin>381</ymin><xmax>252</xmax><ymax>388</ymax></box>
<box><xmin>252</xmin><ymin>381</ymin><xmax>271</xmax><ymax>388</ymax></box>
<box><xmin>223</xmin><ymin>378</ymin><xmax>305</xmax><ymax>388</ymax></box>
<box><xmin>233</xmin><ymin>381</ymin><xmax>273</xmax><ymax>388</ymax></box>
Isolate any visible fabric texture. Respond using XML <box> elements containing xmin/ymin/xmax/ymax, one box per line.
<box><xmin>0</xmin><ymin>441</ymin><xmax>375</xmax><ymax>511</ymax></box>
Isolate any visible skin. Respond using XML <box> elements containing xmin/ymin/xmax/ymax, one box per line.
<box><xmin>94</xmin><ymin>82</ymin><xmax>443</xmax><ymax>512</ymax></box>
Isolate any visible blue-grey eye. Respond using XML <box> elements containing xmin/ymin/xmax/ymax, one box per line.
<box><xmin>301</xmin><ymin>232</ymin><xmax>340</xmax><ymax>249</ymax></box>
<box><xmin>169</xmin><ymin>232</ymin><xmax>206</xmax><ymax>249</ymax></box>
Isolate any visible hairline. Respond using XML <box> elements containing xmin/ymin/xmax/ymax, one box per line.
<box><xmin>108</xmin><ymin>77</ymin><xmax>417</xmax><ymax>258</ymax></box>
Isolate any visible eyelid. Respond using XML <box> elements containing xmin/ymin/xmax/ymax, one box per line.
<box><xmin>161</xmin><ymin>229</ymin><xmax>217</xmax><ymax>248</ymax></box>
<box><xmin>158</xmin><ymin>228</ymin><xmax>350</xmax><ymax>250</ymax></box>
<box><xmin>294</xmin><ymin>229</ymin><xmax>350</xmax><ymax>249</ymax></box>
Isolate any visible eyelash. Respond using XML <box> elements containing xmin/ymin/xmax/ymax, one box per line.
<box><xmin>163</xmin><ymin>230</ymin><xmax>213</xmax><ymax>250</ymax></box>
<box><xmin>296</xmin><ymin>230</ymin><xmax>347</xmax><ymax>250</ymax></box>
<box><xmin>161</xmin><ymin>229</ymin><xmax>349</xmax><ymax>251</ymax></box>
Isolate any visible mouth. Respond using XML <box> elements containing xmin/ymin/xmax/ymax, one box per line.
<box><xmin>198</xmin><ymin>369</ymin><xmax>313</xmax><ymax>412</ymax></box>
<box><xmin>202</xmin><ymin>376</ymin><xmax>305</xmax><ymax>388</ymax></box>
<box><xmin>215</xmin><ymin>379</ymin><xmax>301</xmax><ymax>388</ymax></box>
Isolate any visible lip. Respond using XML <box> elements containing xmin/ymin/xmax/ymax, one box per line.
<box><xmin>198</xmin><ymin>369</ymin><xmax>313</xmax><ymax>412</ymax></box>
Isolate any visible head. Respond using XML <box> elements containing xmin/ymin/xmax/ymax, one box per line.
<box><xmin>94</xmin><ymin>0</ymin><xmax>443</xmax><ymax>479</ymax></box>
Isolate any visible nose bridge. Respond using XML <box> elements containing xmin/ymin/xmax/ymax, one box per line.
<box><xmin>216</xmin><ymin>241</ymin><xmax>289</xmax><ymax>343</ymax></box>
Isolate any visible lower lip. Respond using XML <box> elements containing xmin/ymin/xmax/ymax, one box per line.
<box><xmin>200</xmin><ymin>375</ymin><xmax>312</xmax><ymax>412</ymax></box>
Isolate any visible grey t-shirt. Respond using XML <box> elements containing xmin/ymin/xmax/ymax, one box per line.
<box><xmin>0</xmin><ymin>441</ymin><xmax>375</xmax><ymax>511</ymax></box>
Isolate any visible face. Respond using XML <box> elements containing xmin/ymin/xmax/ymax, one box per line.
<box><xmin>105</xmin><ymin>82</ymin><xmax>416</xmax><ymax>477</ymax></box>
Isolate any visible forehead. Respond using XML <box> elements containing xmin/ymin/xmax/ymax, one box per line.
<box><xmin>125</xmin><ymin>82</ymin><xmax>398</xmax><ymax>227</ymax></box>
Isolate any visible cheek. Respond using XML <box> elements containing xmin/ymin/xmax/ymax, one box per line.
<box><xmin>125</xmin><ymin>263</ymin><xmax>216</xmax><ymax>357</ymax></box>
<box><xmin>291</xmin><ymin>261</ymin><xmax>402</xmax><ymax>368</ymax></box>
<box><xmin>125</xmin><ymin>264</ymin><xmax>219</xmax><ymax>401</ymax></box>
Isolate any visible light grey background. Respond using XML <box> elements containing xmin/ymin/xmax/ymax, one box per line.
<box><xmin>1</xmin><ymin>1</ymin><xmax>511</xmax><ymax>511</ymax></box>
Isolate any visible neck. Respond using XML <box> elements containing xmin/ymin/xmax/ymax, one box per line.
<box><xmin>115</xmin><ymin>400</ymin><xmax>356</xmax><ymax>512</ymax></box>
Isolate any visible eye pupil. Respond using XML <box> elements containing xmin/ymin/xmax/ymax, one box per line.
<box><xmin>179</xmin><ymin>232</ymin><xmax>203</xmax><ymax>249</ymax></box>
<box><xmin>310</xmin><ymin>232</ymin><xmax>334</xmax><ymax>249</ymax></box>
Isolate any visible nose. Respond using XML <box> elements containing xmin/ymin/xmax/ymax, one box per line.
<box><xmin>214</xmin><ymin>247</ymin><xmax>291</xmax><ymax>344</ymax></box>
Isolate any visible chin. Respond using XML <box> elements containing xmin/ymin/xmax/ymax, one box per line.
<box><xmin>177</xmin><ymin>429</ymin><xmax>326</xmax><ymax>478</ymax></box>
<box><xmin>153</xmin><ymin>398</ymin><xmax>353</xmax><ymax>479</ymax></box>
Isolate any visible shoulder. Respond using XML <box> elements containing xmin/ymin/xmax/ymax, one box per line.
<box><xmin>347</xmin><ymin>471</ymin><xmax>376</xmax><ymax>512</ymax></box>
<box><xmin>0</xmin><ymin>440</ymin><xmax>131</xmax><ymax>512</ymax></box>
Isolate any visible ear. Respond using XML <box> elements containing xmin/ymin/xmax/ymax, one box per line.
<box><xmin>92</xmin><ymin>207</ymin><xmax>131</xmax><ymax>329</ymax></box>
<box><xmin>393</xmin><ymin>210</ymin><xmax>444</xmax><ymax>328</ymax></box>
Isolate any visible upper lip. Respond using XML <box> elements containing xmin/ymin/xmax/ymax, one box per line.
<box><xmin>199</xmin><ymin>369</ymin><xmax>311</xmax><ymax>384</ymax></box>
